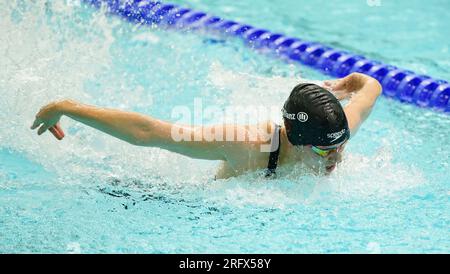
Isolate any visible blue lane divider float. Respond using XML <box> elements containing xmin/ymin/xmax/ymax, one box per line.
<box><xmin>82</xmin><ymin>0</ymin><xmax>450</xmax><ymax>113</ymax></box>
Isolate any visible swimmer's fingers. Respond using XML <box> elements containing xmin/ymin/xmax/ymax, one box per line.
<box><xmin>50</xmin><ymin>123</ymin><xmax>65</xmax><ymax>140</ymax></box>
<box><xmin>37</xmin><ymin>123</ymin><xmax>51</xmax><ymax>135</ymax></box>
<box><xmin>31</xmin><ymin>101</ymin><xmax>64</xmax><ymax>136</ymax></box>
<box><xmin>323</xmin><ymin>79</ymin><xmax>344</xmax><ymax>91</ymax></box>
<box><xmin>331</xmin><ymin>78</ymin><xmax>348</xmax><ymax>92</ymax></box>
<box><xmin>324</xmin><ymin>79</ymin><xmax>352</xmax><ymax>100</ymax></box>
<box><xmin>30</xmin><ymin>117</ymin><xmax>43</xmax><ymax>130</ymax></box>
<box><xmin>53</xmin><ymin>123</ymin><xmax>64</xmax><ymax>134</ymax></box>
<box><xmin>323</xmin><ymin>80</ymin><xmax>335</xmax><ymax>88</ymax></box>
<box><xmin>31</xmin><ymin>105</ymin><xmax>50</xmax><ymax>130</ymax></box>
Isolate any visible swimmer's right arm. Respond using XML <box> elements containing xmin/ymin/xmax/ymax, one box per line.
<box><xmin>31</xmin><ymin>100</ymin><xmax>245</xmax><ymax>161</ymax></box>
<box><xmin>324</xmin><ymin>73</ymin><xmax>382</xmax><ymax>136</ymax></box>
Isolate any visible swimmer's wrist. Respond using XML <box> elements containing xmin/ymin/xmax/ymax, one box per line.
<box><xmin>57</xmin><ymin>99</ymin><xmax>77</xmax><ymax>115</ymax></box>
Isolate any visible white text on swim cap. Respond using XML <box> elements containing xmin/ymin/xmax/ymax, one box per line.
<box><xmin>327</xmin><ymin>129</ymin><xmax>346</xmax><ymax>142</ymax></box>
<box><xmin>282</xmin><ymin>109</ymin><xmax>308</xmax><ymax>122</ymax></box>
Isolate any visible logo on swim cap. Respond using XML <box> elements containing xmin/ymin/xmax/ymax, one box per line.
<box><xmin>297</xmin><ymin>112</ymin><xmax>308</xmax><ymax>122</ymax></box>
<box><xmin>327</xmin><ymin>129</ymin><xmax>346</xmax><ymax>142</ymax></box>
<box><xmin>282</xmin><ymin>108</ymin><xmax>296</xmax><ymax>120</ymax></box>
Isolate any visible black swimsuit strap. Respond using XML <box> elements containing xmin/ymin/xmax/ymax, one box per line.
<box><xmin>265</xmin><ymin>124</ymin><xmax>281</xmax><ymax>178</ymax></box>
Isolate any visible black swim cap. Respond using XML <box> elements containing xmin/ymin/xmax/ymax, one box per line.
<box><xmin>282</xmin><ymin>83</ymin><xmax>350</xmax><ymax>146</ymax></box>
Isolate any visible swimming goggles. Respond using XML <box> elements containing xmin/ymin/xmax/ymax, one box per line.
<box><xmin>311</xmin><ymin>140</ymin><xmax>347</xmax><ymax>157</ymax></box>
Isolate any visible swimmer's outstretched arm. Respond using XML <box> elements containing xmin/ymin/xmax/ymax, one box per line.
<box><xmin>323</xmin><ymin>72</ymin><xmax>382</xmax><ymax>136</ymax></box>
<box><xmin>31</xmin><ymin>100</ymin><xmax>253</xmax><ymax>161</ymax></box>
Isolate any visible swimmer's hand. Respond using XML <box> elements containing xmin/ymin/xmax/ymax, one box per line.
<box><xmin>323</xmin><ymin>73</ymin><xmax>370</xmax><ymax>100</ymax></box>
<box><xmin>31</xmin><ymin>101</ymin><xmax>66</xmax><ymax>140</ymax></box>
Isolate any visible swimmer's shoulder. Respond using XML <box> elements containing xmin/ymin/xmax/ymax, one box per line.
<box><xmin>247</xmin><ymin>120</ymin><xmax>276</xmax><ymax>143</ymax></box>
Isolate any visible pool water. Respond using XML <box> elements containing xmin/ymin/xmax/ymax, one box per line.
<box><xmin>0</xmin><ymin>0</ymin><xmax>449</xmax><ymax>253</ymax></box>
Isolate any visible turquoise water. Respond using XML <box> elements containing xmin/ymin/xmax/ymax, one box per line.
<box><xmin>0</xmin><ymin>0</ymin><xmax>449</xmax><ymax>253</ymax></box>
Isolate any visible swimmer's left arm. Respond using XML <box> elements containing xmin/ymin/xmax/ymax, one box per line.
<box><xmin>30</xmin><ymin>100</ymin><xmax>244</xmax><ymax>161</ymax></box>
<box><xmin>325</xmin><ymin>73</ymin><xmax>382</xmax><ymax>136</ymax></box>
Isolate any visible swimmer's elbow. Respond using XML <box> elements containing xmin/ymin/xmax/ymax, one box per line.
<box><xmin>366</xmin><ymin>75</ymin><xmax>383</xmax><ymax>98</ymax></box>
<box><xmin>358</xmin><ymin>77</ymin><xmax>382</xmax><ymax>111</ymax></box>
<box><xmin>355</xmin><ymin>73</ymin><xmax>382</xmax><ymax>98</ymax></box>
<box><xmin>373</xmin><ymin>78</ymin><xmax>382</xmax><ymax>97</ymax></box>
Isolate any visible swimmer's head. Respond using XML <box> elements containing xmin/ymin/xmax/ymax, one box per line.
<box><xmin>282</xmin><ymin>83</ymin><xmax>350</xmax><ymax>146</ymax></box>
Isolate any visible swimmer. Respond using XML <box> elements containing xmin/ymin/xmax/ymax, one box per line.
<box><xmin>31</xmin><ymin>72</ymin><xmax>381</xmax><ymax>178</ymax></box>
